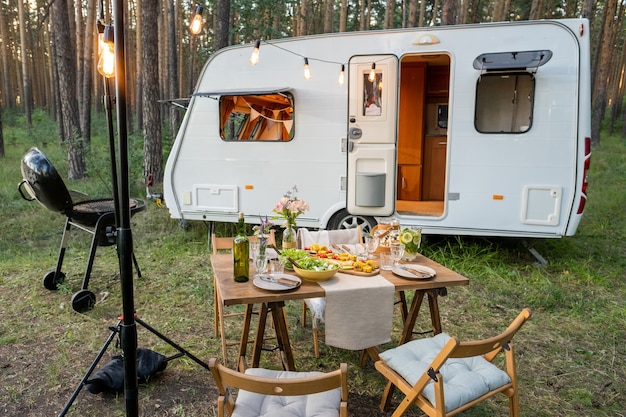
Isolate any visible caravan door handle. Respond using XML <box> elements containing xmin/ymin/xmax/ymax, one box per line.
<box><xmin>349</xmin><ymin>127</ymin><xmax>362</xmax><ymax>139</ymax></box>
<box><xmin>347</xmin><ymin>140</ymin><xmax>355</xmax><ymax>152</ymax></box>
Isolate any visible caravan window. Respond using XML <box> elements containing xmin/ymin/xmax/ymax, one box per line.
<box><xmin>474</xmin><ymin>73</ymin><xmax>534</xmax><ymax>133</ymax></box>
<box><xmin>219</xmin><ymin>93</ymin><xmax>294</xmax><ymax>141</ymax></box>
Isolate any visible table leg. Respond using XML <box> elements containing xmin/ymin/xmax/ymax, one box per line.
<box><xmin>428</xmin><ymin>290</ymin><xmax>443</xmax><ymax>335</ymax></box>
<box><xmin>399</xmin><ymin>291</ymin><xmax>425</xmax><ymax>345</ymax></box>
<box><xmin>237</xmin><ymin>304</ymin><xmax>255</xmax><ymax>371</ymax></box>
<box><xmin>251</xmin><ymin>303</ymin><xmax>269</xmax><ymax>368</ymax></box>
<box><xmin>270</xmin><ymin>301</ymin><xmax>296</xmax><ymax>371</ymax></box>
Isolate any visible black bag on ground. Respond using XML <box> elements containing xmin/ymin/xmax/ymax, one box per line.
<box><xmin>86</xmin><ymin>348</ymin><xmax>168</xmax><ymax>394</ymax></box>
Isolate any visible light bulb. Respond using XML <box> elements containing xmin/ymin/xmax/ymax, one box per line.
<box><xmin>368</xmin><ymin>63</ymin><xmax>376</xmax><ymax>82</ymax></box>
<box><xmin>250</xmin><ymin>39</ymin><xmax>261</xmax><ymax>65</ymax></box>
<box><xmin>97</xmin><ymin>25</ymin><xmax>115</xmax><ymax>78</ymax></box>
<box><xmin>303</xmin><ymin>58</ymin><xmax>312</xmax><ymax>80</ymax></box>
<box><xmin>338</xmin><ymin>64</ymin><xmax>345</xmax><ymax>85</ymax></box>
<box><xmin>190</xmin><ymin>6</ymin><xmax>204</xmax><ymax>35</ymax></box>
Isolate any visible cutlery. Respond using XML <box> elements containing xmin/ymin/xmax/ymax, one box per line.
<box><xmin>259</xmin><ymin>275</ymin><xmax>300</xmax><ymax>287</ymax></box>
<box><xmin>331</xmin><ymin>243</ymin><xmax>347</xmax><ymax>253</ymax></box>
<box><xmin>397</xmin><ymin>265</ymin><xmax>433</xmax><ymax>278</ymax></box>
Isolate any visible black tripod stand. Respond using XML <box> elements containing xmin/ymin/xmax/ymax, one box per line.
<box><xmin>59</xmin><ymin>315</ymin><xmax>209</xmax><ymax>416</ymax></box>
<box><xmin>59</xmin><ymin>3</ymin><xmax>209</xmax><ymax>415</ymax></box>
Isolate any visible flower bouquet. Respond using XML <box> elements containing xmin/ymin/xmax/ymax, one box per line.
<box><xmin>270</xmin><ymin>186</ymin><xmax>309</xmax><ymax>249</ymax></box>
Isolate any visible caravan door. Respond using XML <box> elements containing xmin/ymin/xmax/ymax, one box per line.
<box><xmin>347</xmin><ymin>55</ymin><xmax>398</xmax><ymax>217</ymax></box>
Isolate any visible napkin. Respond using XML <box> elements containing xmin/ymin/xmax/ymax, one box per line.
<box><xmin>317</xmin><ymin>272</ymin><xmax>394</xmax><ymax>350</ymax></box>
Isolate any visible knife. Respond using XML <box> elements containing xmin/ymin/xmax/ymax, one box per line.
<box><xmin>259</xmin><ymin>275</ymin><xmax>300</xmax><ymax>287</ymax></box>
<box><xmin>398</xmin><ymin>265</ymin><xmax>433</xmax><ymax>278</ymax></box>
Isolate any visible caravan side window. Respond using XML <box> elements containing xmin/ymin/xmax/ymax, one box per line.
<box><xmin>474</xmin><ymin>73</ymin><xmax>534</xmax><ymax>133</ymax></box>
<box><xmin>219</xmin><ymin>93</ymin><xmax>294</xmax><ymax>141</ymax></box>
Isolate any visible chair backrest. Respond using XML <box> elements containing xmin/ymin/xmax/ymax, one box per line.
<box><xmin>297</xmin><ymin>227</ymin><xmax>363</xmax><ymax>249</ymax></box>
<box><xmin>211</xmin><ymin>231</ymin><xmax>276</xmax><ymax>255</ymax></box>
<box><xmin>19</xmin><ymin>147</ymin><xmax>73</xmax><ymax>214</ymax></box>
<box><xmin>209</xmin><ymin>358</ymin><xmax>348</xmax><ymax>417</ymax></box>
<box><xmin>376</xmin><ymin>308</ymin><xmax>532</xmax><ymax>416</ymax></box>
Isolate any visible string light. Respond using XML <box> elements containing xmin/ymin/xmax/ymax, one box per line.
<box><xmin>368</xmin><ymin>63</ymin><xmax>376</xmax><ymax>82</ymax></box>
<box><xmin>189</xmin><ymin>5</ymin><xmax>204</xmax><ymax>35</ymax></box>
<box><xmin>250</xmin><ymin>39</ymin><xmax>261</xmax><ymax>65</ymax></box>
<box><xmin>338</xmin><ymin>64</ymin><xmax>345</xmax><ymax>85</ymax></box>
<box><xmin>97</xmin><ymin>25</ymin><xmax>115</xmax><ymax>78</ymax></box>
<box><xmin>303</xmin><ymin>57</ymin><xmax>312</xmax><ymax>80</ymax></box>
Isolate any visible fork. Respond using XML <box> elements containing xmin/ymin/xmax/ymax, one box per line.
<box><xmin>397</xmin><ymin>265</ymin><xmax>432</xmax><ymax>278</ymax></box>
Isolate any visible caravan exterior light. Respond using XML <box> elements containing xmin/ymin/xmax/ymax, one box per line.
<box><xmin>413</xmin><ymin>34</ymin><xmax>440</xmax><ymax>45</ymax></box>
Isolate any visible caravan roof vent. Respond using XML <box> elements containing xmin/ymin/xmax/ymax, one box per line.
<box><xmin>473</xmin><ymin>50</ymin><xmax>552</xmax><ymax>72</ymax></box>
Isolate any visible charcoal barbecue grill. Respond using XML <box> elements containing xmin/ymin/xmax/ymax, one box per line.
<box><xmin>18</xmin><ymin>147</ymin><xmax>146</xmax><ymax>312</ymax></box>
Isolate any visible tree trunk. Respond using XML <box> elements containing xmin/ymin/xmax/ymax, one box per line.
<box><xmin>591</xmin><ymin>0</ymin><xmax>618</xmax><ymax>146</ymax></box>
<box><xmin>17</xmin><ymin>0</ymin><xmax>32</xmax><ymax>128</ymax></box>
<box><xmin>141</xmin><ymin>0</ymin><xmax>163</xmax><ymax>182</ymax></box>
<box><xmin>408</xmin><ymin>0</ymin><xmax>418</xmax><ymax>26</ymax></box>
<box><xmin>384</xmin><ymin>0</ymin><xmax>394</xmax><ymax>29</ymax></box>
<box><xmin>167</xmin><ymin>0</ymin><xmax>180</xmax><ymax>139</ymax></box>
<box><xmin>339</xmin><ymin>0</ymin><xmax>348</xmax><ymax>32</ymax></box>
<box><xmin>216</xmin><ymin>0</ymin><xmax>231</xmax><ymax>49</ymax></box>
<box><xmin>441</xmin><ymin>0</ymin><xmax>457</xmax><ymax>25</ymax></box>
<box><xmin>0</xmin><ymin>2</ymin><xmax>14</xmax><ymax>108</ymax></box>
<box><xmin>51</xmin><ymin>0</ymin><xmax>85</xmax><ymax>179</ymax></box>
<box><xmin>80</xmin><ymin>0</ymin><xmax>96</xmax><ymax>144</ymax></box>
<box><xmin>0</xmin><ymin>101</ymin><xmax>4</xmax><ymax>157</ymax></box>
<box><xmin>324</xmin><ymin>0</ymin><xmax>334</xmax><ymax>32</ymax></box>
<box><xmin>135</xmin><ymin>0</ymin><xmax>143</xmax><ymax>132</ymax></box>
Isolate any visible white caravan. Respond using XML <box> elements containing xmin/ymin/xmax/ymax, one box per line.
<box><xmin>164</xmin><ymin>18</ymin><xmax>591</xmax><ymax>241</ymax></box>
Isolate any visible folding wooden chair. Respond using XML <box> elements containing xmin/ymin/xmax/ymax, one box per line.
<box><xmin>211</xmin><ymin>231</ymin><xmax>276</xmax><ymax>365</ymax></box>
<box><xmin>209</xmin><ymin>357</ymin><xmax>348</xmax><ymax>417</ymax></box>
<box><xmin>375</xmin><ymin>308</ymin><xmax>532</xmax><ymax>417</ymax></box>
<box><xmin>297</xmin><ymin>227</ymin><xmax>362</xmax><ymax>358</ymax></box>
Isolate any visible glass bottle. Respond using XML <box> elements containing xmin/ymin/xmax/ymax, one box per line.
<box><xmin>233</xmin><ymin>212</ymin><xmax>249</xmax><ymax>282</ymax></box>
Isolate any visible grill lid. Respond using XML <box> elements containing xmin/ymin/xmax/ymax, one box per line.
<box><xmin>21</xmin><ymin>147</ymin><xmax>73</xmax><ymax>214</ymax></box>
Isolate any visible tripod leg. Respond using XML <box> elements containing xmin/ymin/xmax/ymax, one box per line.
<box><xmin>132</xmin><ymin>252</ymin><xmax>142</xmax><ymax>278</ymax></box>
<box><xmin>135</xmin><ymin>317</ymin><xmax>209</xmax><ymax>371</ymax></box>
<box><xmin>59</xmin><ymin>322</ymin><xmax>121</xmax><ymax>417</ymax></box>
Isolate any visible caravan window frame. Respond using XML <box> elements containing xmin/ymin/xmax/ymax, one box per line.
<box><xmin>219</xmin><ymin>92</ymin><xmax>295</xmax><ymax>142</ymax></box>
<box><xmin>474</xmin><ymin>71</ymin><xmax>535</xmax><ymax>134</ymax></box>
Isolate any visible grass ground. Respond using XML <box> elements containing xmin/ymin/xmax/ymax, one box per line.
<box><xmin>0</xmin><ymin>110</ymin><xmax>624</xmax><ymax>416</ymax></box>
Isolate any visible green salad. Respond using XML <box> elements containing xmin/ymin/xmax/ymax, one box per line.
<box><xmin>296</xmin><ymin>257</ymin><xmax>339</xmax><ymax>271</ymax></box>
<box><xmin>280</xmin><ymin>248</ymin><xmax>309</xmax><ymax>268</ymax></box>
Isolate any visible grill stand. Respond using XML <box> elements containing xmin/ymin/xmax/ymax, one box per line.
<box><xmin>43</xmin><ymin>212</ymin><xmax>143</xmax><ymax>313</ymax></box>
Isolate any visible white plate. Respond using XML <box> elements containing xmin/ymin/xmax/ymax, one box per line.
<box><xmin>392</xmin><ymin>264</ymin><xmax>436</xmax><ymax>279</ymax></box>
<box><xmin>253</xmin><ymin>274</ymin><xmax>301</xmax><ymax>291</ymax></box>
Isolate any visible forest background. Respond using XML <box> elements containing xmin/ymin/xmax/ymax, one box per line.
<box><xmin>0</xmin><ymin>0</ymin><xmax>625</xmax><ymax>182</ymax></box>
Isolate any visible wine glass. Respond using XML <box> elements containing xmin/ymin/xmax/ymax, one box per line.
<box><xmin>388</xmin><ymin>242</ymin><xmax>405</xmax><ymax>266</ymax></box>
<box><xmin>364</xmin><ymin>236</ymin><xmax>379</xmax><ymax>259</ymax></box>
<box><xmin>255</xmin><ymin>253</ymin><xmax>267</xmax><ymax>275</ymax></box>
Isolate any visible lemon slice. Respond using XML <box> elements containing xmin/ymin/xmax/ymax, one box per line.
<box><xmin>400</xmin><ymin>231</ymin><xmax>413</xmax><ymax>244</ymax></box>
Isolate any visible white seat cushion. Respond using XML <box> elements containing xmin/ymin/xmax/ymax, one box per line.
<box><xmin>232</xmin><ymin>368</ymin><xmax>341</xmax><ymax>417</ymax></box>
<box><xmin>379</xmin><ymin>333</ymin><xmax>511</xmax><ymax>413</ymax></box>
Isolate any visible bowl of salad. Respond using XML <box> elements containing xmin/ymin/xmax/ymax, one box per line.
<box><xmin>292</xmin><ymin>257</ymin><xmax>339</xmax><ymax>282</ymax></box>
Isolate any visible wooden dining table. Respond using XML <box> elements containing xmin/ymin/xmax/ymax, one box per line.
<box><xmin>210</xmin><ymin>252</ymin><xmax>469</xmax><ymax>371</ymax></box>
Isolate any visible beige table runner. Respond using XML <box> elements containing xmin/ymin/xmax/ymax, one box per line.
<box><xmin>317</xmin><ymin>272</ymin><xmax>395</xmax><ymax>350</ymax></box>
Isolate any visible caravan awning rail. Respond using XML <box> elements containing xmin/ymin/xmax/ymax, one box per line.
<box><xmin>193</xmin><ymin>87</ymin><xmax>292</xmax><ymax>98</ymax></box>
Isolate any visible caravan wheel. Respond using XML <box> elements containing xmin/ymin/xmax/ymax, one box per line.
<box><xmin>327</xmin><ymin>209</ymin><xmax>376</xmax><ymax>235</ymax></box>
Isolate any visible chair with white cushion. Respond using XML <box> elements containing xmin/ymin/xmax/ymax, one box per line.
<box><xmin>297</xmin><ymin>227</ymin><xmax>363</xmax><ymax>358</ymax></box>
<box><xmin>375</xmin><ymin>308</ymin><xmax>531</xmax><ymax>417</ymax></box>
<box><xmin>209</xmin><ymin>357</ymin><xmax>348</xmax><ymax>417</ymax></box>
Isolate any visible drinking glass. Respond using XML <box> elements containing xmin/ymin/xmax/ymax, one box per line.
<box><xmin>269</xmin><ymin>258</ymin><xmax>285</xmax><ymax>274</ymax></box>
<box><xmin>249</xmin><ymin>241</ymin><xmax>260</xmax><ymax>262</ymax></box>
<box><xmin>255</xmin><ymin>253</ymin><xmax>267</xmax><ymax>275</ymax></box>
<box><xmin>364</xmin><ymin>236</ymin><xmax>379</xmax><ymax>259</ymax></box>
<box><xmin>389</xmin><ymin>242</ymin><xmax>405</xmax><ymax>266</ymax></box>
